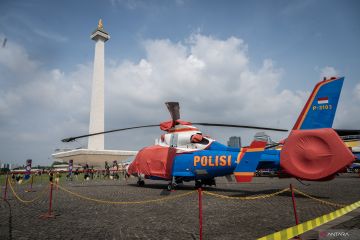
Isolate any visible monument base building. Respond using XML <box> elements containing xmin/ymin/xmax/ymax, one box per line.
<box><xmin>52</xmin><ymin>149</ymin><xmax>137</xmax><ymax>167</ymax></box>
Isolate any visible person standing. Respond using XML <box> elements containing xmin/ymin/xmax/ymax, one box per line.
<box><xmin>54</xmin><ymin>171</ymin><xmax>60</xmax><ymax>190</ymax></box>
<box><xmin>49</xmin><ymin>170</ymin><xmax>54</xmax><ymax>183</ymax></box>
<box><xmin>84</xmin><ymin>163</ymin><xmax>89</xmax><ymax>180</ymax></box>
<box><xmin>90</xmin><ymin>165</ymin><xmax>94</xmax><ymax>180</ymax></box>
<box><xmin>104</xmin><ymin>161</ymin><xmax>110</xmax><ymax>179</ymax></box>
<box><xmin>74</xmin><ymin>168</ymin><xmax>79</xmax><ymax>181</ymax></box>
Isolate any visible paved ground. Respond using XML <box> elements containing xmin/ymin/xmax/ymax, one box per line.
<box><xmin>0</xmin><ymin>174</ymin><xmax>359</xmax><ymax>240</ymax></box>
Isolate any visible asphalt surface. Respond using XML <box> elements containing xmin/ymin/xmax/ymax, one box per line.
<box><xmin>0</xmin><ymin>174</ymin><xmax>359</xmax><ymax>240</ymax></box>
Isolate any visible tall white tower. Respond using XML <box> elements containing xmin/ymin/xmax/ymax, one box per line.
<box><xmin>52</xmin><ymin>20</ymin><xmax>137</xmax><ymax>166</ymax></box>
<box><xmin>88</xmin><ymin>19</ymin><xmax>110</xmax><ymax>150</ymax></box>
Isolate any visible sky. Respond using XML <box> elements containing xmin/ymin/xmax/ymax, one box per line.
<box><xmin>0</xmin><ymin>0</ymin><xmax>359</xmax><ymax>166</ymax></box>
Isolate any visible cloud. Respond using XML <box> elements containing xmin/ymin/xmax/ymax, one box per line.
<box><xmin>281</xmin><ymin>0</ymin><xmax>314</xmax><ymax>16</ymax></box>
<box><xmin>0</xmin><ymin>39</ymin><xmax>92</xmax><ymax>164</ymax></box>
<box><xmin>106</xmin><ymin>34</ymin><xmax>303</xmax><ymax>129</ymax></box>
<box><xmin>0</xmin><ymin>42</ymin><xmax>90</xmax><ymax>118</ymax></box>
<box><xmin>320</xmin><ymin>66</ymin><xmax>338</xmax><ymax>79</ymax></box>
<box><xmin>33</xmin><ymin>29</ymin><xmax>68</xmax><ymax>42</ymax></box>
<box><xmin>110</xmin><ymin>0</ymin><xmax>148</xmax><ymax>10</ymax></box>
<box><xmin>0</xmin><ymin>14</ymin><xmax>67</xmax><ymax>44</ymax></box>
<box><xmin>109</xmin><ymin>0</ymin><xmax>179</xmax><ymax>10</ymax></box>
<box><xmin>175</xmin><ymin>0</ymin><xmax>185</xmax><ymax>6</ymax></box>
<box><xmin>354</xmin><ymin>84</ymin><xmax>360</xmax><ymax>101</ymax></box>
<box><xmin>0</xmin><ymin>39</ymin><xmax>38</xmax><ymax>75</ymax></box>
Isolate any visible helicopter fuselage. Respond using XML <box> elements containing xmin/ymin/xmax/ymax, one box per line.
<box><xmin>141</xmin><ymin>139</ymin><xmax>281</xmax><ymax>183</ymax></box>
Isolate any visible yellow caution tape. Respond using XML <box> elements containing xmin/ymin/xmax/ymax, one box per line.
<box><xmin>203</xmin><ymin>188</ymin><xmax>289</xmax><ymax>200</ymax></box>
<box><xmin>8</xmin><ymin>178</ymin><xmax>47</xmax><ymax>203</ymax></box>
<box><xmin>258</xmin><ymin>200</ymin><xmax>360</xmax><ymax>240</ymax></box>
<box><xmin>57</xmin><ymin>184</ymin><xmax>196</xmax><ymax>204</ymax></box>
<box><xmin>294</xmin><ymin>188</ymin><xmax>346</xmax><ymax>207</ymax></box>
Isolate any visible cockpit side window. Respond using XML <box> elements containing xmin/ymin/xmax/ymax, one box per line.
<box><xmin>198</xmin><ymin>137</ymin><xmax>209</xmax><ymax>145</ymax></box>
<box><xmin>191</xmin><ymin>133</ymin><xmax>209</xmax><ymax>145</ymax></box>
<box><xmin>191</xmin><ymin>133</ymin><xmax>203</xmax><ymax>143</ymax></box>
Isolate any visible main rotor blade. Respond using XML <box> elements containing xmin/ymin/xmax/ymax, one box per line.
<box><xmin>61</xmin><ymin>122</ymin><xmax>287</xmax><ymax>143</ymax></box>
<box><xmin>61</xmin><ymin>124</ymin><xmax>159</xmax><ymax>142</ymax></box>
<box><xmin>165</xmin><ymin>102</ymin><xmax>180</xmax><ymax>122</ymax></box>
<box><xmin>192</xmin><ymin>123</ymin><xmax>288</xmax><ymax>132</ymax></box>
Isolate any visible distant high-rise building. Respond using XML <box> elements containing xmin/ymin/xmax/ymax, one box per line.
<box><xmin>227</xmin><ymin>136</ymin><xmax>241</xmax><ymax>148</ymax></box>
<box><xmin>1</xmin><ymin>163</ymin><xmax>10</xmax><ymax>169</ymax></box>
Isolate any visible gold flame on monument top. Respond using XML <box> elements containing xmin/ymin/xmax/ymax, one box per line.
<box><xmin>98</xmin><ymin>19</ymin><xmax>103</xmax><ymax>29</ymax></box>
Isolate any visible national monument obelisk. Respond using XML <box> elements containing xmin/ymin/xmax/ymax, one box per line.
<box><xmin>88</xmin><ymin>19</ymin><xmax>109</xmax><ymax>150</ymax></box>
<box><xmin>52</xmin><ymin>20</ymin><xmax>137</xmax><ymax>167</ymax></box>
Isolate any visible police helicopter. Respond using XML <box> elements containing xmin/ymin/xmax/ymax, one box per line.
<box><xmin>62</xmin><ymin>77</ymin><xmax>355</xmax><ymax>190</ymax></box>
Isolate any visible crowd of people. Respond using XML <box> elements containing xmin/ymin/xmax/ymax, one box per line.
<box><xmin>56</xmin><ymin>161</ymin><xmax>127</xmax><ymax>182</ymax></box>
<box><xmin>8</xmin><ymin>161</ymin><xmax>129</xmax><ymax>185</ymax></box>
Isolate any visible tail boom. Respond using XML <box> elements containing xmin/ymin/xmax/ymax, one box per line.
<box><xmin>233</xmin><ymin>140</ymin><xmax>267</xmax><ymax>182</ymax></box>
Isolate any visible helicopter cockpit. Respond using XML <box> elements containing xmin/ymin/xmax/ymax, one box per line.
<box><xmin>157</xmin><ymin>128</ymin><xmax>212</xmax><ymax>152</ymax></box>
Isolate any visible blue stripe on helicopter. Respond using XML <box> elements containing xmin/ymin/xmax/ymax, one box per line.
<box><xmin>171</xmin><ymin>142</ymin><xmax>281</xmax><ymax>180</ymax></box>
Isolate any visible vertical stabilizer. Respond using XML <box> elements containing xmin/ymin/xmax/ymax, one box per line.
<box><xmin>293</xmin><ymin>77</ymin><xmax>344</xmax><ymax>130</ymax></box>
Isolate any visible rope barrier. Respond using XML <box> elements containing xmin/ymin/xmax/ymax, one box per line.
<box><xmin>202</xmin><ymin>187</ymin><xmax>347</xmax><ymax>207</ymax></box>
<box><xmin>203</xmin><ymin>188</ymin><xmax>290</xmax><ymax>200</ymax></box>
<box><xmin>7</xmin><ymin>178</ymin><xmax>47</xmax><ymax>203</ymax></box>
<box><xmin>57</xmin><ymin>184</ymin><xmax>196</xmax><ymax>204</ymax></box>
<box><xmin>293</xmin><ymin>188</ymin><xmax>346</xmax><ymax>207</ymax></box>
